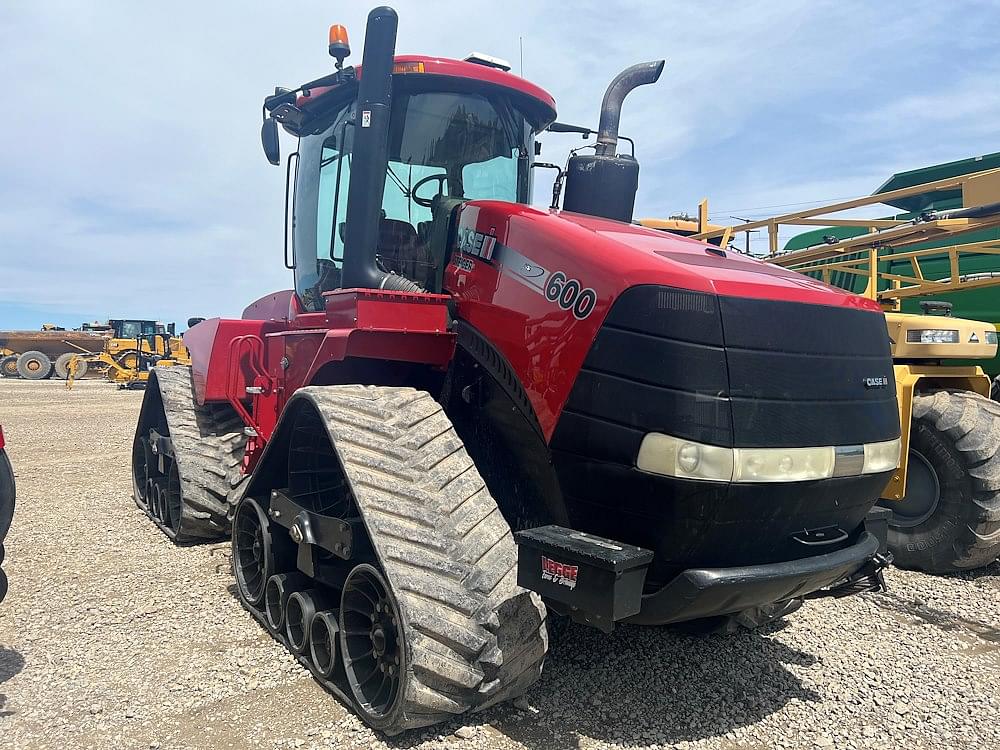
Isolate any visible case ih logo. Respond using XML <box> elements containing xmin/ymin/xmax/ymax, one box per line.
<box><xmin>541</xmin><ymin>556</ymin><xmax>578</xmax><ymax>589</ymax></box>
<box><xmin>457</xmin><ymin>227</ymin><xmax>497</xmax><ymax>261</ymax></box>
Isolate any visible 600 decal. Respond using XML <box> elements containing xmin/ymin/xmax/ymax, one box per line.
<box><xmin>544</xmin><ymin>271</ymin><xmax>597</xmax><ymax>320</ymax></box>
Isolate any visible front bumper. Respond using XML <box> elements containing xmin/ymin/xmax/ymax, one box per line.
<box><xmin>625</xmin><ymin>530</ymin><xmax>883</xmax><ymax>626</ymax></box>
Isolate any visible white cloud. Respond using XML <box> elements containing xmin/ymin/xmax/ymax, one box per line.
<box><xmin>1</xmin><ymin>1</ymin><xmax>998</xmax><ymax>324</ymax></box>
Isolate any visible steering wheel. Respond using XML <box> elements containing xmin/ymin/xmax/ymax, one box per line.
<box><xmin>412</xmin><ymin>173</ymin><xmax>449</xmax><ymax>208</ymax></box>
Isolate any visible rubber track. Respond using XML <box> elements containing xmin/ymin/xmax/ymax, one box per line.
<box><xmin>140</xmin><ymin>367</ymin><xmax>248</xmax><ymax>541</ymax></box>
<box><xmin>305</xmin><ymin>385</ymin><xmax>548</xmax><ymax>733</ymax></box>
<box><xmin>912</xmin><ymin>389</ymin><xmax>1000</xmax><ymax>570</ymax></box>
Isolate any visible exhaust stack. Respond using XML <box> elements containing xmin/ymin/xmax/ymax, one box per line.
<box><xmin>562</xmin><ymin>60</ymin><xmax>664</xmax><ymax>223</ymax></box>
<box><xmin>595</xmin><ymin>61</ymin><xmax>664</xmax><ymax>156</ymax></box>
<box><xmin>340</xmin><ymin>7</ymin><xmax>422</xmax><ymax>292</ymax></box>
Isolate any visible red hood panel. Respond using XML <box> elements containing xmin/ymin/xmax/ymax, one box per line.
<box><xmin>542</xmin><ymin>209</ymin><xmax>880</xmax><ymax>311</ymax></box>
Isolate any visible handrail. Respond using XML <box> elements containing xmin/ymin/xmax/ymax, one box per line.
<box><xmin>227</xmin><ymin>335</ymin><xmax>269</xmax><ymax>440</ymax></box>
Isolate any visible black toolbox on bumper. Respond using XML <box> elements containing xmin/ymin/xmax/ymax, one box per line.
<box><xmin>514</xmin><ymin>525</ymin><xmax>653</xmax><ymax>632</ymax></box>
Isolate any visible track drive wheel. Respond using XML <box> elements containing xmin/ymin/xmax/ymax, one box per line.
<box><xmin>0</xmin><ymin>356</ymin><xmax>18</xmax><ymax>378</ymax></box>
<box><xmin>881</xmin><ymin>390</ymin><xmax>1000</xmax><ymax>572</ymax></box>
<box><xmin>16</xmin><ymin>351</ymin><xmax>52</xmax><ymax>380</ymax></box>
<box><xmin>232</xmin><ymin>496</ymin><xmax>273</xmax><ymax>606</ymax></box>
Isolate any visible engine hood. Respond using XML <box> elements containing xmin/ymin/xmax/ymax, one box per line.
<box><xmin>480</xmin><ymin>201</ymin><xmax>883</xmax><ymax>313</ymax></box>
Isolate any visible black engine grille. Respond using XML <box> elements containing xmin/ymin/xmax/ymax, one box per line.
<box><xmin>551</xmin><ymin>285</ymin><xmax>899</xmax><ymax>458</ymax></box>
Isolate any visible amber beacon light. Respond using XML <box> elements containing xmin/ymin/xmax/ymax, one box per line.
<box><xmin>328</xmin><ymin>24</ymin><xmax>350</xmax><ymax>66</ymax></box>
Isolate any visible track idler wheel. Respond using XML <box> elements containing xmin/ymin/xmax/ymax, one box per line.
<box><xmin>341</xmin><ymin>563</ymin><xmax>405</xmax><ymax>725</ymax></box>
<box><xmin>232</xmin><ymin>497</ymin><xmax>273</xmax><ymax>607</ymax></box>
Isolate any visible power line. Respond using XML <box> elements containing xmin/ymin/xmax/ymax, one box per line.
<box><xmin>702</xmin><ymin>195</ymin><xmax>866</xmax><ymax>216</ymax></box>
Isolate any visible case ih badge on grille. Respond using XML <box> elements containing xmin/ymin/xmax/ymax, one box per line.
<box><xmin>541</xmin><ymin>555</ymin><xmax>579</xmax><ymax>589</ymax></box>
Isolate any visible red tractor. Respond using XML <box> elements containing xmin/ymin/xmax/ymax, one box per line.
<box><xmin>132</xmin><ymin>7</ymin><xmax>899</xmax><ymax>733</ymax></box>
<box><xmin>0</xmin><ymin>426</ymin><xmax>14</xmax><ymax>603</ymax></box>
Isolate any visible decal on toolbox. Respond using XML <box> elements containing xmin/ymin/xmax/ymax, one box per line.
<box><xmin>541</xmin><ymin>555</ymin><xmax>579</xmax><ymax>589</ymax></box>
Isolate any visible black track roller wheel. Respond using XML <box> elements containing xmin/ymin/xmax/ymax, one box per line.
<box><xmin>310</xmin><ymin>610</ymin><xmax>340</xmax><ymax>678</ymax></box>
<box><xmin>163</xmin><ymin>462</ymin><xmax>183</xmax><ymax>535</ymax></box>
<box><xmin>265</xmin><ymin>572</ymin><xmax>308</xmax><ymax>633</ymax></box>
<box><xmin>232</xmin><ymin>497</ymin><xmax>273</xmax><ymax>607</ymax></box>
<box><xmin>882</xmin><ymin>390</ymin><xmax>1000</xmax><ymax>572</ymax></box>
<box><xmin>0</xmin><ymin>356</ymin><xmax>18</xmax><ymax>378</ymax></box>
<box><xmin>286</xmin><ymin>589</ymin><xmax>331</xmax><ymax>654</ymax></box>
<box><xmin>341</xmin><ymin>564</ymin><xmax>405</xmax><ymax>726</ymax></box>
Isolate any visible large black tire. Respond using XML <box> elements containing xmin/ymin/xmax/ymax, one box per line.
<box><xmin>16</xmin><ymin>351</ymin><xmax>52</xmax><ymax>380</ymax></box>
<box><xmin>53</xmin><ymin>352</ymin><xmax>88</xmax><ymax>380</ymax></box>
<box><xmin>0</xmin><ymin>356</ymin><xmax>18</xmax><ymax>378</ymax></box>
<box><xmin>0</xmin><ymin>449</ymin><xmax>14</xmax><ymax>544</ymax></box>
<box><xmin>131</xmin><ymin>367</ymin><xmax>248</xmax><ymax>541</ymax></box>
<box><xmin>883</xmin><ymin>390</ymin><xmax>1000</xmax><ymax>572</ymax></box>
<box><xmin>293</xmin><ymin>386</ymin><xmax>548</xmax><ymax>734</ymax></box>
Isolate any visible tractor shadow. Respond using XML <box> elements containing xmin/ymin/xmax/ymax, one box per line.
<box><xmin>0</xmin><ymin>646</ymin><xmax>26</xmax><ymax>718</ymax></box>
<box><xmin>487</xmin><ymin>621</ymin><xmax>818</xmax><ymax>749</ymax></box>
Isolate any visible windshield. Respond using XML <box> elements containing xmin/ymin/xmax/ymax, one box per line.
<box><xmin>115</xmin><ymin>320</ymin><xmax>155</xmax><ymax>338</ymax></box>
<box><xmin>294</xmin><ymin>85</ymin><xmax>536</xmax><ymax>309</ymax></box>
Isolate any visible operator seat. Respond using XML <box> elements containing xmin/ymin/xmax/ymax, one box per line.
<box><xmin>426</xmin><ymin>195</ymin><xmax>466</xmax><ymax>291</ymax></box>
<box><xmin>376</xmin><ymin>218</ymin><xmax>434</xmax><ymax>288</ymax></box>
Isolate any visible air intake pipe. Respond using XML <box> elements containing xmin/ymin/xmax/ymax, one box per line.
<box><xmin>340</xmin><ymin>7</ymin><xmax>423</xmax><ymax>293</ymax></box>
<box><xmin>562</xmin><ymin>60</ymin><xmax>664</xmax><ymax>223</ymax></box>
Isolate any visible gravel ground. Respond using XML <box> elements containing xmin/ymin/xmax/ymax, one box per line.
<box><xmin>2</xmin><ymin>379</ymin><xmax>1000</xmax><ymax>750</ymax></box>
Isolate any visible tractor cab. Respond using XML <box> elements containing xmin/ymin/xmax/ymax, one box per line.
<box><xmin>266</xmin><ymin>53</ymin><xmax>556</xmax><ymax>310</ymax></box>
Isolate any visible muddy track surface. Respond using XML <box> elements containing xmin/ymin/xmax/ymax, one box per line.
<box><xmin>1</xmin><ymin>379</ymin><xmax>999</xmax><ymax>750</ymax></box>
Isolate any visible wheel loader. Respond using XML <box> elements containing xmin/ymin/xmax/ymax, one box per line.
<box><xmin>131</xmin><ymin>7</ymin><xmax>898</xmax><ymax>733</ymax></box>
<box><xmin>684</xmin><ymin>167</ymin><xmax>1000</xmax><ymax>573</ymax></box>
<box><xmin>0</xmin><ymin>426</ymin><xmax>14</xmax><ymax>604</ymax></box>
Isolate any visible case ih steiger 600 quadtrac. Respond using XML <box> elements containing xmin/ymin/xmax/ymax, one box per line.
<box><xmin>132</xmin><ymin>7</ymin><xmax>899</xmax><ymax>733</ymax></box>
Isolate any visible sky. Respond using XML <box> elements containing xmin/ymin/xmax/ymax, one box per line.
<box><xmin>1</xmin><ymin>0</ymin><xmax>999</xmax><ymax>330</ymax></box>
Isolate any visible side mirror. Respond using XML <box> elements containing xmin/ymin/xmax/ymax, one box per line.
<box><xmin>261</xmin><ymin>117</ymin><xmax>280</xmax><ymax>166</ymax></box>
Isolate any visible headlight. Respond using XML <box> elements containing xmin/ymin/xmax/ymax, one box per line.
<box><xmin>637</xmin><ymin>433</ymin><xmax>902</xmax><ymax>483</ymax></box>
<box><xmin>987</xmin><ymin>330</ymin><xmax>998</xmax><ymax>345</ymax></box>
<box><xmin>905</xmin><ymin>329</ymin><xmax>959</xmax><ymax>344</ymax></box>
<box><xmin>636</xmin><ymin>433</ymin><xmax>733</xmax><ymax>482</ymax></box>
<box><xmin>863</xmin><ymin>438</ymin><xmax>902</xmax><ymax>474</ymax></box>
<box><xmin>732</xmin><ymin>446</ymin><xmax>835</xmax><ymax>483</ymax></box>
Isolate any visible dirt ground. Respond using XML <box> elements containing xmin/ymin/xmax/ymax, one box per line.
<box><xmin>2</xmin><ymin>379</ymin><xmax>1000</xmax><ymax>750</ymax></box>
